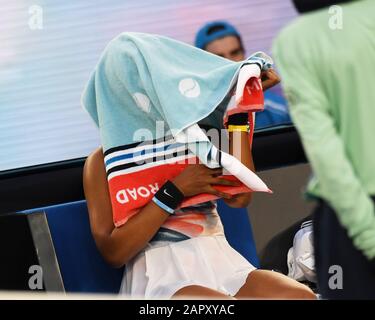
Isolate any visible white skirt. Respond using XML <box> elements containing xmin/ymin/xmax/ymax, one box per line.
<box><xmin>119</xmin><ymin>235</ymin><xmax>256</xmax><ymax>299</ymax></box>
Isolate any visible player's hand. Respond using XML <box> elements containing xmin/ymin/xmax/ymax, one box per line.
<box><xmin>172</xmin><ymin>164</ymin><xmax>241</xmax><ymax>199</ymax></box>
<box><xmin>261</xmin><ymin>69</ymin><xmax>281</xmax><ymax>91</ymax></box>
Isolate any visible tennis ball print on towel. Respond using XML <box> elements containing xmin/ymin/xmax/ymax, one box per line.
<box><xmin>179</xmin><ymin>78</ymin><xmax>201</xmax><ymax>98</ymax></box>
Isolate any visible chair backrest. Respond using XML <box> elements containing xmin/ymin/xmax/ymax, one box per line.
<box><xmin>217</xmin><ymin>200</ymin><xmax>259</xmax><ymax>267</ymax></box>
<box><xmin>23</xmin><ymin>199</ymin><xmax>258</xmax><ymax>293</ymax></box>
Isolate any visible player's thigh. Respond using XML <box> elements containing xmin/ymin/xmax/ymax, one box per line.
<box><xmin>234</xmin><ymin>269</ymin><xmax>316</xmax><ymax>299</ymax></box>
<box><xmin>172</xmin><ymin>285</ymin><xmax>235</xmax><ymax>299</ymax></box>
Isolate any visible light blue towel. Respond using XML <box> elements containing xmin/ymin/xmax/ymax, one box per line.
<box><xmin>81</xmin><ymin>32</ymin><xmax>271</xmax><ymax>162</ymax></box>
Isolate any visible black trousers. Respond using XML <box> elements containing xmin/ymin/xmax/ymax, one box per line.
<box><xmin>314</xmin><ymin>198</ymin><xmax>375</xmax><ymax>299</ymax></box>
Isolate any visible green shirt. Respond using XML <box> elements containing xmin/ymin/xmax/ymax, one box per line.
<box><xmin>273</xmin><ymin>0</ymin><xmax>375</xmax><ymax>259</ymax></box>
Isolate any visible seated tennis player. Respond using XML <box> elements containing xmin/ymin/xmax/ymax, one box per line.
<box><xmin>83</xmin><ymin>68</ymin><xmax>315</xmax><ymax>299</ymax></box>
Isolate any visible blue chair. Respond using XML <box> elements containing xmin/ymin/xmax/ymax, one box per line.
<box><xmin>23</xmin><ymin>199</ymin><xmax>258</xmax><ymax>293</ymax></box>
<box><xmin>217</xmin><ymin>200</ymin><xmax>259</xmax><ymax>267</ymax></box>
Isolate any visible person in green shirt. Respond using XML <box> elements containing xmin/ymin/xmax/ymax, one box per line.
<box><xmin>273</xmin><ymin>0</ymin><xmax>375</xmax><ymax>299</ymax></box>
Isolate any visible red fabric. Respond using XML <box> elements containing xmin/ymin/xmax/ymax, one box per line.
<box><xmin>109</xmin><ymin>158</ymin><xmax>251</xmax><ymax>227</ymax></box>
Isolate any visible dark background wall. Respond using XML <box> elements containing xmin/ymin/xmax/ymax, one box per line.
<box><xmin>248</xmin><ymin>164</ymin><xmax>314</xmax><ymax>253</ymax></box>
